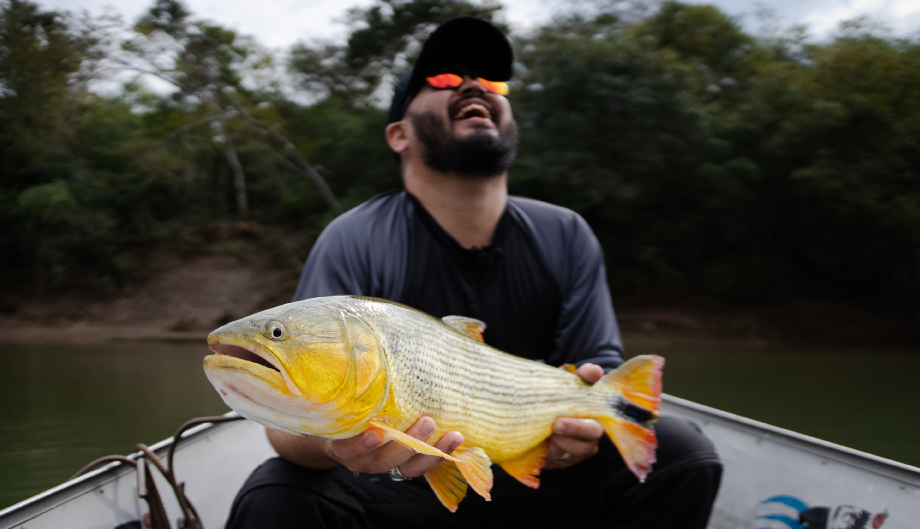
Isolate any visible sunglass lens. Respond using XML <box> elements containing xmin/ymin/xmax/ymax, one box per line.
<box><xmin>427</xmin><ymin>73</ymin><xmax>463</xmax><ymax>89</ymax></box>
<box><xmin>478</xmin><ymin>78</ymin><xmax>509</xmax><ymax>95</ymax></box>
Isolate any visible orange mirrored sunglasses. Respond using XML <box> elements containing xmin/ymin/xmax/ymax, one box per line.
<box><xmin>426</xmin><ymin>73</ymin><xmax>509</xmax><ymax>95</ymax></box>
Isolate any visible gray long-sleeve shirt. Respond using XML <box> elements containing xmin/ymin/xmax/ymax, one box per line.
<box><xmin>294</xmin><ymin>190</ymin><xmax>624</xmax><ymax>371</ymax></box>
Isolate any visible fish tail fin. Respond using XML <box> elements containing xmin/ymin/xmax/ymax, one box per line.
<box><xmin>596</xmin><ymin>417</ymin><xmax>658</xmax><ymax>482</ymax></box>
<box><xmin>598</xmin><ymin>354</ymin><xmax>664</xmax><ymax>414</ymax></box>
<box><xmin>593</xmin><ymin>355</ymin><xmax>664</xmax><ymax>482</ymax></box>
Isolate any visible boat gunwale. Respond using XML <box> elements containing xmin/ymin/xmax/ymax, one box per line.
<box><xmin>3</xmin><ymin>399</ymin><xmax>919</xmax><ymax>527</ymax></box>
<box><xmin>662</xmin><ymin>394</ymin><xmax>920</xmax><ymax>487</ymax></box>
<box><xmin>0</xmin><ymin>411</ymin><xmax>240</xmax><ymax>528</ymax></box>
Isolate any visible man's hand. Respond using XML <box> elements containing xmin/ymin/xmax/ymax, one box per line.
<box><xmin>544</xmin><ymin>362</ymin><xmax>606</xmax><ymax>469</ymax></box>
<box><xmin>267</xmin><ymin>416</ymin><xmax>463</xmax><ymax>478</ymax></box>
<box><xmin>327</xmin><ymin>416</ymin><xmax>464</xmax><ymax>478</ymax></box>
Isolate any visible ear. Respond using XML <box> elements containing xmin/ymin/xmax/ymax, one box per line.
<box><xmin>385</xmin><ymin>121</ymin><xmax>410</xmax><ymax>156</ymax></box>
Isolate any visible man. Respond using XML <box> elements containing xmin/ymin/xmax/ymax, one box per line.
<box><xmin>226</xmin><ymin>17</ymin><xmax>722</xmax><ymax>529</ymax></box>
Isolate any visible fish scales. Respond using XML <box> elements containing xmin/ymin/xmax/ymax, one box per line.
<box><xmin>204</xmin><ymin>295</ymin><xmax>664</xmax><ymax>511</ymax></box>
<box><xmin>358</xmin><ymin>299</ymin><xmax>611</xmax><ymax>462</ymax></box>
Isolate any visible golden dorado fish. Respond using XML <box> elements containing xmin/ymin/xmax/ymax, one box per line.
<box><xmin>204</xmin><ymin>296</ymin><xmax>663</xmax><ymax>511</ymax></box>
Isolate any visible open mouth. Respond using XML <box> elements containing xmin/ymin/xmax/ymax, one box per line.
<box><xmin>209</xmin><ymin>342</ymin><xmax>280</xmax><ymax>373</ymax></box>
<box><xmin>453</xmin><ymin>103</ymin><xmax>492</xmax><ymax>121</ymax></box>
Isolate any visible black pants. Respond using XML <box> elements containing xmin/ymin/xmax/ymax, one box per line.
<box><xmin>226</xmin><ymin>416</ymin><xmax>722</xmax><ymax>529</ymax></box>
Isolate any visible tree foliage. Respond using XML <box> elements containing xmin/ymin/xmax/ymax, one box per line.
<box><xmin>1</xmin><ymin>0</ymin><xmax>919</xmax><ymax>316</ymax></box>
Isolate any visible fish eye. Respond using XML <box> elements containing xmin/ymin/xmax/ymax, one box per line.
<box><xmin>267</xmin><ymin>321</ymin><xmax>286</xmax><ymax>340</ymax></box>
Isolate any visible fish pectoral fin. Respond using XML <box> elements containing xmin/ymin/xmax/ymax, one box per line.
<box><xmin>498</xmin><ymin>440</ymin><xmax>549</xmax><ymax>489</ymax></box>
<box><xmin>424</xmin><ymin>460</ymin><xmax>468</xmax><ymax>512</ymax></box>
<box><xmin>366</xmin><ymin>419</ymin><xmax>460</xmax><ymax>462</ymax></box>
<box><xmin>453</xmin><ymin>445</ymin><xmax>493</xmax><ymax>501</ymax></box>
<box><xmin>442</xmin><ymin>316</ymin><xmax>486</xmax><ymax>342</ymax></box>
<box><xmin>598</xmin><ymin>417</ymin><xmax>657</xmax><ymax>482</ymax></box>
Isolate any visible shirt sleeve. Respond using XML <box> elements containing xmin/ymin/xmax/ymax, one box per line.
<box><xmin>548</xmin><ymin>214</ymin><xmax>625</xmax><ymax>372</ymax></box>
<box><xmin>292</xmin><ymin>191</ymin><xmax>408</xmax><ymax>301</ymax></box>
<box><xmin>292</xmin><ymin>220</ymin><xmax>367</xmax><ymax>300</ymax></box>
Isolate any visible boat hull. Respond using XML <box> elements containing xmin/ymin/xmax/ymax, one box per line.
<box><xmin>2</xmin><ymin>397</ymin><xmax>918</xmax><ymax>528</ymax></box>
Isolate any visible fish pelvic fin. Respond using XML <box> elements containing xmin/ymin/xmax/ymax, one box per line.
<box><xmin>498</xmin><ymin>440</ymin><xmax>549</xmax><ymax>489</ymax></box>
<box><xmin>601</xmin><ymin>355</ymin><xmax>664</xmax><ymax>415</ymax></box>
<box><xmin>424</xmin><ymin>460</ymin><xmax>468</xmax><ymax>512</ymax></box>
<box><xmin>453</xmin><ymin>445</ymin><xmax>493</xmax><ymax>501</ymax></box>
<box><xmin>442</xmin><ymin>316</ymin><xmax>487</xmax><ymax>342</ymax></box>
<box><xmin>366</xmin><ymin>419</ymin><xmax>460</xmax><ymax>462</ymax></box>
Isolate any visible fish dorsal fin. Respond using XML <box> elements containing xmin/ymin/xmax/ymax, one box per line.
<box><xmin>597</xmin><ymin>417</ymin><xmax>658</xmax><ymax>482</ymax></box>
<box><xmin>560</xmin><ymin>363</ymin><xmax>578</xmax><ymax>375</ymax></box>
<box><xmin>442</xmin><ymin>316</ymin><xmax>487</xmax><ymax>342</ymax></box>
<box><xmin>366</xmin><ymin>419</ymin><xmax>459</xmax><ymax>462</ymax></box>
<box><xmin>424</xmin><ymin>460</ymin><xmax>468</xmax><ymax>512</ymax></box>
<box><xmin>601</xmin><ymin>355</ymin><xmax>664</xmax><ymax>414</ymax></box>
<box><xmin>498</xmin><ymin>440</ymin><xmax>549</xmax><ymax>489</ymax></box>
<box><xmin>453</xmin><ymin>445</ymin><xmax>493</xmax><ymax>501</ymax></box>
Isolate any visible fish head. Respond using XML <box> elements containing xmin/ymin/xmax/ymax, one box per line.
<box><xmin>204</xmin><ymin>298</ymin><xmax>389</xmax><ymax>438</ymax></box>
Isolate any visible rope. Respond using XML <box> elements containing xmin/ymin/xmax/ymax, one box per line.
<box><xmin>70</xmin><ymin>414</ymin><xmax>246</xmax><ymax>529</ymax></box>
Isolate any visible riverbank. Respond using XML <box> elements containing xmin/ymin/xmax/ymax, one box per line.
<box><xmin>1</xmin><ymin>223</ymin><xmax>916</xmax><ymax>347</ymax></box>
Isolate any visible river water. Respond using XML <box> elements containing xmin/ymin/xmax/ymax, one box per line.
<box><xmin>1</xmin><ymin>342</ymin><xmax>918</xmax><ymax>509</ymax></box>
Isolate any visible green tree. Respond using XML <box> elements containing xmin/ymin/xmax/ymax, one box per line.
<box><xmin>289</xmin><ymin>0</ymin><xmax>504</xmax><ymax>105</ymax></box>
<box><xmin>120</xmin><ymin>0</ymin><xmax>341</xmax><ymax>216</ymax></box>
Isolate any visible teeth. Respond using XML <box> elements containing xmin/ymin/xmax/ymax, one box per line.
<box><xmin>454</xmin><ymin>103</ymin><xmax>492</xmax><ymax>121</ymax></box>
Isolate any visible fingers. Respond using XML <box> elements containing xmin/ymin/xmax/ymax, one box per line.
<box><xmin>544</xmin><ymin>438</ymin><xmax>599</xmax><ymax>469</ymax></box>
<box><xmin>575</xmin><ymin>362</ymin><xmax>604</xmax><ymax>384</ymax></box>
<box><xmin>331</xmin><ymin>416</ymin><xmax>436</xmax><ymax>474</ymax></box>
<box><xmin>543</xmin><ymin>417</ymin><xmax>604</xmax><ymax>470</ymax></box>
<box><xmin>553</xmin><ymin>418</ymin><xmax>604</xmax><ymax>440</ymax></box>
<box><xmin>549</xmin><ymin>433</ymin><xmax>600</xmax><ymax>458</ymax></box>
<box><xmin>327</xmin><ymin>429</ymin><xmax>385</xmax><ymax>466</ymax></box>
<box><xmin>399</xmin><ymin>431</ymin><xmax>464</xmax><ymax>478</ymax></box>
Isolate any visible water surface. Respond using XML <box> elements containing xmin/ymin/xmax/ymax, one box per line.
<box><xmin>0</xmin><ymin>342</ymin><xmax>229</xmax><ymax>510</ymax></box>
<box><xmin>1</xmin><ymin>342</ymin><xmax>917</xmax><ymax>510</ymax></box>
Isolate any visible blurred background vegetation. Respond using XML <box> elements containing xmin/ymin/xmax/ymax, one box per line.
<box><xmin>1</xmin><ymin>0</ymin><xmax>918</xmax><ymax>338</ymax></box>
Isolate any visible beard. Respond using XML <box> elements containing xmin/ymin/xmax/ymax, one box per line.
<box><xmin>409</xmin><ymin>110</ymin><xmax>519</xmax><ymax>178</ymax></box>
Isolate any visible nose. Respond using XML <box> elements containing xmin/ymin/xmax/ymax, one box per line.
<box><xmin>458</xmin><ymin>76</ymin><xmax>488</xmax><ymax>96</ymax></box>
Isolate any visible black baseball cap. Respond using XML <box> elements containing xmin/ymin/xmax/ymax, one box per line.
<box><xmin>387</xmin><ymin>17</ymin><xmax>513</xmax><ymax>125</ymax></box>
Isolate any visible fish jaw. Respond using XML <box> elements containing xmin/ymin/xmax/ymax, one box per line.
<box><xmin>203</xmin><ymin>354</ymin><xmax>347</xmax><ymax>436</ymax></box>
<box><xmin>207</xmin><ymin>329</ymin><xmax>304</xmax><ymax>397</ymax></box>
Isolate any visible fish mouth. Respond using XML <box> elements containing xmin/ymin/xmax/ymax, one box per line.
<box><xmin>207</xmin><ymin>335</ymin><xmax>304</xmax><ymax>396</ymax></box>
<box><xmin>209</xmin><ymin>342</ymin><xmax>279</xmax><ymax>372</ymax></box>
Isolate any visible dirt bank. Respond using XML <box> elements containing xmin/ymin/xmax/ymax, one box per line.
<box><xmin>1</xmin><ymin>223</ymin><xmax>916</xmax><ymax>347</ymax></box>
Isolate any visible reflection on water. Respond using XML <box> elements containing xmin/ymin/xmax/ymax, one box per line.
<box><xmin>0</xmin><ymin>342</ymin><xmax>918</xmax><ymax>510</ymax></box>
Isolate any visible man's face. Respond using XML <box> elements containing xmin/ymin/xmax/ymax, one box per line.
<box><xmin>402</xmin><ymin>70</ymin><xmax>518</xmax><ymax>177</ymax></box>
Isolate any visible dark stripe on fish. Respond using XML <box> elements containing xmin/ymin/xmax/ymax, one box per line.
<box><xmin>615</xmin><ymin>397</ymin><xmax>655</xmax><ymax>426</ymax></box>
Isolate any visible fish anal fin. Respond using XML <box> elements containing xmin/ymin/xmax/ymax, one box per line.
<box><xmin>453</xmin><ymin>445</ymin><xmax>493</xmax><ymax>501</ymax></box>
<box><xmin>598</xmin><ymin>417</ymin><xmax>658</xmax><ymax>482</ymax></box>
<box><xmin>498</xmin><ymin>440</ymin><xmax>549</xmax><ymax>489</ymax></box>
<box><xmin>442</xmin><ymin>316</ymin><xmax>486</xmax><ymax>342</ymax></box>
<box><xmin>602</xmin><ymin>355</ymin><xmax>664</xmax><ymax>413</ymax></box>
<box><xmin>366</xmin><ymin>419</ymin><xmax>459</xmax><ymax>462</ymax></box>
<box><xmin>424</xmin><ymin>460</ymin><xmax>468</xmax><ymax>512</ymax></box>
